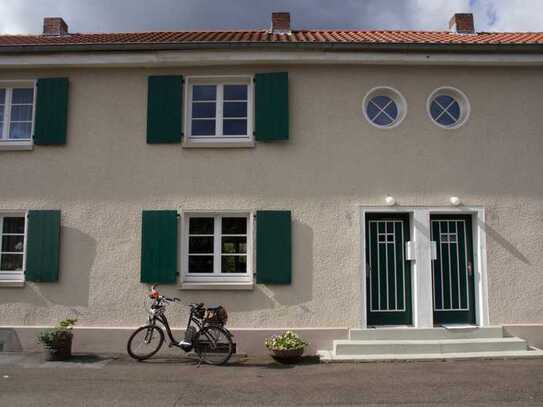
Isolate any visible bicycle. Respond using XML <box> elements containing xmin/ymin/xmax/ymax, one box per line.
<box><xmin>127</xmin><ymin>285</ymin><xmax>234</xmax><ymax>365</ymax></box>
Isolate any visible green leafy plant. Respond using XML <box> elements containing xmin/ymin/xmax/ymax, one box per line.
<box><xmin>37</xmin><ymin>318</ymin><xmax>78</xmax><ymax>349</ymax></box>
<box><xmin>265</xmin><ymin>331</ymin><xmax>308</xmax><ymax>351</ymax></box>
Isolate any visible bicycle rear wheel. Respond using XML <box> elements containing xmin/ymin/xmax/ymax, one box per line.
<box><xmin>127</xmin><ymin>325</ymin><xmax>164</xmax><ymax>361</ymax></box>
<box><xmin>194</xmin><ymin>326</ymin><xmax>234</xmax><ymax>365</ymax></box>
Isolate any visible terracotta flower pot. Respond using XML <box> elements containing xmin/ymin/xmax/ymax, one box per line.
<box><xmin>270</xmin><ymin>347</ymin><xmax>304</xmax><ymax>363</ymax></box>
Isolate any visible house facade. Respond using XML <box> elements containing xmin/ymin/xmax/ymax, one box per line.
<box><xmin>1</xmin><ymin>12</ymin><xmax>543</xmax><ymax>357</ymax></box>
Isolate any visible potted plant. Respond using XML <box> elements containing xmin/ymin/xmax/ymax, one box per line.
<box><xmin>38</xmin><ymin>318</ymin><xmax>77</xmax><ymax>361</ymax></box>
<box><xmin>265</xmin><ymin>331</ymin><xmax>308</xmax><ymax>363</ymax></box>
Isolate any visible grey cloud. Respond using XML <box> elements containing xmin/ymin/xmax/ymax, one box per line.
<box><xmin>0</xmin><ymin>0</ymin><xmax>541</xmax><ymax>34</ymax></box>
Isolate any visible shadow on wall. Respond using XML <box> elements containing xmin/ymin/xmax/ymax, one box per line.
<box><xmin>0</xmin><ymin>328</ymin><xmax>22</xmax><ymax>352</ymax></box>
<box><xmin>0</xmin><ymin>227</ymin><xmax>96</xmax><ymax>308</ymax></box>
<box><xmin>412</xmin><ymin>214</ymin><xmax>531</xmax><ymax>268</ymax></box>
<box><xmin>477</xmin><ymin>220</ymin><xmax>531</xmax><ymax>267</ymax></box>
<box><xmin>172</xmin><ymin>220</ymin><xmax>314</xmax><ymax>313</ymax></box>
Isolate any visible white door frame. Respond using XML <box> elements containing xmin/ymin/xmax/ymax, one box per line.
<box><xmin>359</xmin><ymin>206</ymin><xmax>489</xmax><ymax>329</ymax></box>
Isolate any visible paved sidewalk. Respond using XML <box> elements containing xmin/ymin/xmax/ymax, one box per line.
<box><xmin>0</xmin><ymin>352</ymin><xmax>542</xmax><ymax>406</ymax></box>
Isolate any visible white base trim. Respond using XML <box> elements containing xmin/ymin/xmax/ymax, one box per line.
<box><xmin>0</xmin><ymin>326</ymin><xmax>349</xmax><ymax>355</ymax></box>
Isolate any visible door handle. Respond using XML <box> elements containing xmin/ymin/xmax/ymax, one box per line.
<box><xmin>430</xmin><ymin>241</ymin><xmax>437</xmax><ymax>260</ymax></box>
<box><xmin>467</xmin><ymin>261</ymin><xmax>473</xmax><ymax>277</ymax></box>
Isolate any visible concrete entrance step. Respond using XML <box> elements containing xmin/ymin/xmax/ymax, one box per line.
<box><xmin>334</xmin><ymin>337</ymin><xmax>527</xmax><ymax>356</ymax></box>
<box><xmin>350</xmin><ymin>326</ymin><xmax>504</xmax><ymax>341</ymax></box>
<box><xmin>318</xmin><ymin>348</ymin><xmax>543</xmax><ymax>363</ymax></box>
<box><xmin>317</xmin><ymin>326</ymin><xmax>543</xmax><ymax>362</ymax></box>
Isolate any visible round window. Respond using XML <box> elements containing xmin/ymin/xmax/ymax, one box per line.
<box><xmin>427</xmin><ymin>87</ymin><xmax>470</xmax><ymax>129</ymax></box>
<box><xmin>363</xmin><ymin>87</ymin><xmax>406</xmax><ymax>129</ymax></box>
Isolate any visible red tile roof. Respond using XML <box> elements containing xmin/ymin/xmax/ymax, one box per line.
<box><xmin>0</xmin><ymin>30</ymin><xmax>542</xmax><ymax>49</ymax></box>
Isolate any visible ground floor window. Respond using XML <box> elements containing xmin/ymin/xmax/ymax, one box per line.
<box><xmin>0</xmin><ymin>83</ymin><xmax>35</xmax><ymax>146</ymax></box>
<box><xmin>0</xmin><ymin>214</ymin><xmax>26</xmax><ymax>282</ymax></box>
<box><xmin>182</xmin><ymin>213</ymin><xmax>252</xmax><ymax>284</ymax></box>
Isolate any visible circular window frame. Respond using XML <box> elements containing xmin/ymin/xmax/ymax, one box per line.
<box><xmin>427</xmin><ymin>87</ymin><xmax>471</xmax><ymax>130</ymax></box>
<box><xmin>362</xmin><ymin>87</ymin><xmax>407</xmax><ymax>130</ymax></box>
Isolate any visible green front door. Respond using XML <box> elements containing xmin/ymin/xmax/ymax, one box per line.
<box><xmin>431</xmin><ymin>215</ymin><xmax>476</xmax><ymax>325</ymax></box>
<box><xmin>366</xmin><ymin>213</ymin><xmax>412</xmax><ymax>326</ymax></box>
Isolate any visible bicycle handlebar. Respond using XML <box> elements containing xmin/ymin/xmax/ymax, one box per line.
<box><xmin>160</xmin><ymin>296</ymin><xmax>181</xmax><ymax>303</ymax></box>
<box><xmin>149</xmin><ymin>286</ymin><xmax>204</xmax><ymax>309</ymax></box>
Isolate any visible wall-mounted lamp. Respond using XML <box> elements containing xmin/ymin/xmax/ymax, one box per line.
<box><xmin>449</xmin><ymin>196</ymin><xmax>461</xmax><ymax>206</ymax></box>
<box><xmin>385</xmin><ymin>196</ymin><xmax>396</xmax><ymax>206</ymax></box>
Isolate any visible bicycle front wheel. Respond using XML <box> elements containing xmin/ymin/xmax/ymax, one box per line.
<box><xmin>127</xmin><ymin>324</ymin><xmax>164</xmax><ymax>361</ymax></box>
<box><xmin>194</xmin><ymin>326</ymin><xmax>234</xmax><ymax>365</ymax></box>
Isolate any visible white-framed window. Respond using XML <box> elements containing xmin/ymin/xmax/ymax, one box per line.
<box><xmin>427</xmin><ymin>87</ymin><xmax>470</xmax><ymax>129</ymax></box>
<box><xmin>363</xmin><ymin>87</ymin><xmax>407</xmax><ymax>129</ymax></box>
<box><xmin>182</xmin><ymin>212</ymin><xmax>253</xmax><ymax>284</ymax></box>
<box><xmin>0</xmin><ymin>81</ymin><xmax>36</xmax><ymax>147</ymax></box>
<box><xmin>0</xmin><ymin>212</ymin><xmax>27</xmax><ymax>282</ymax></box>
<box><xmin>185</xmin><ymin>76</ymin><xmax>254</xmax><ymax>145</ymax></box>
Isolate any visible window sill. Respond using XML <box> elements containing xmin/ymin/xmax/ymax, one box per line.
<box><xmin>0</xmin><ymin>280</ymin><xmax>25</xmax><ymax>288</ymax></box>
<box><xmin>0</xmin><ymin>141</ymin><xmax>33</xmax><ymax>151</ymax></box>
<box><xmin>179</xmin><ymin>281</ymin><xmax>254</xmax><ymax>290</ymax></box>
<box><xmin>182</xmin><ymin>139</ymin><xmax>255</xmax><ymax>149</ymax></box>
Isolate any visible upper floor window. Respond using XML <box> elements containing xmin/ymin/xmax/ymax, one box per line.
<box><xmin>427</xmin><ymin>87</ymin><xmax>470</xmax><ymax>129</ymax></box>
<box><xmin>185</xmin><ymin>77</ymin><xmax>253</xmax><ymax>145</ymax></box>
<box><xmin>0</xmin><ymin>84</ymin><xmax>35</xmax><ymax>144</ymax></box>
<box><xmin>363</xmin><ymin>87</ymin><xmax>407</xmax><ymax>129</ymax></box>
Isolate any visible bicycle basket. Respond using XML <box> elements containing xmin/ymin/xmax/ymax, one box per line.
<box><xmin>205</xmin><ymin>306</ymin><xmax>228</xmax><ymax>325</ymax></box>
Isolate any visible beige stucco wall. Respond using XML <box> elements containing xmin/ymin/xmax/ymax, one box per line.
<box><xmin>0</xmin><ymin>63</ymin><xmax>542</xmax><ymax>330</ymax></box>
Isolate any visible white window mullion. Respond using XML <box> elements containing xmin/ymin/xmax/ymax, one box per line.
<box><xmin>0</xmin><ymin>216</ymin><xmax>4</xmax><ymax>272</ymax></box>
<box><xmin>22</xmin><ymin>212</ymin><xmax>28</xmax><ymax>273</ymax></box>
<box><xmin>216</xmin><ymin>85</ymin><xmax>223</xmax><ymax>137</ymax></box>
<box><xmin>214</xmin><ymin>215</ymin><xmax>221</xmax><ymax>275</ymax></box>
<box><xmin>187</xmin><ymin>84</ymin><xmax>193</xmax><ymax>138</ymax></box>
<box><xmin>3</xmin><ymin>89</ymin><xmax>12</xmax><ymax>140</ymax></box>
<box><xmin>0</xmin><ymin>96</ymin><xmax>6</xmax><ymax>141</ymax></box>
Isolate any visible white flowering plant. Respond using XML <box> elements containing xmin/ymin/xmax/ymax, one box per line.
<box><xmin>265</xmin><ymin>331</ymin><xmax>308</xmax><ymax>351</ymax></box>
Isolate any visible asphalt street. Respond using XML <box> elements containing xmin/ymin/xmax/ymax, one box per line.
<box><xmin>0</xmin><ymin>353</ymin><xmax>542</xmax><ymax>406</ymax></box>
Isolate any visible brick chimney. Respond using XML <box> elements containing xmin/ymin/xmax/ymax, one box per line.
<box><xmin>449</xmin><ymin>13</ymin><xmax>475</xmax><ymax>34</ymax></box>
<box><xmin>43</xmin><ymin>17</ymin><xmax>69</xmax><ymax>36</ymax></box>
<box><xmin>271</xmin><ymin>12</ymin><xmax>291</xmax><ymax>34</ymax></box>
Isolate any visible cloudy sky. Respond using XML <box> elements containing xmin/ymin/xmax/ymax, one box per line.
<box><xmin>0</xmin><ymin>0</ymin><xmax>542</xmax><ymax>34</ymax></box>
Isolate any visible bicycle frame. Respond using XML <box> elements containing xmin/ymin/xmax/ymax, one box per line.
<box><xmin>148</xmin><ymin>305</ymin><xmax>204</xmax><ymax>350</ymax></box>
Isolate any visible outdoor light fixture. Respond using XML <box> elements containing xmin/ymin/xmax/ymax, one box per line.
<box><xmin>449</xmin><ymin>196</ymin><xmax>461</xmax><ymax>206</ymax></box>
<box><xmin>385</xmin><ymin>196</ymin><xmax>396</xmax><ymax>206</ymax></box>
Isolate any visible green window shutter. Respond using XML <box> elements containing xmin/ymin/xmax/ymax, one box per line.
<box><xmin>256</xmin><ymin>210</ymin><xmax>292</xmax><ymax>284</ymax></box>
<box><xmin>255</xmin><ymin>72</ymin><xmax>289</xmax><ymax>141</ymax></box>
<box><xmin>34</xmin><ymin>78</ymin><xmax>69</xmax><ymax>145</ymax></box>
<box><xmin>26</xmin><ymin>210</ymin><xmax>61</xmax><ymax>282</ymax></box>
<box><xmin>141</xmin><ymin>210</ymin><xmax>177</xmax><ymax>284</ymax></box>
<box><xmin>146</xmin><ymin>76</ymin><xmax>183</xmax><ymax>144</ymax></box>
